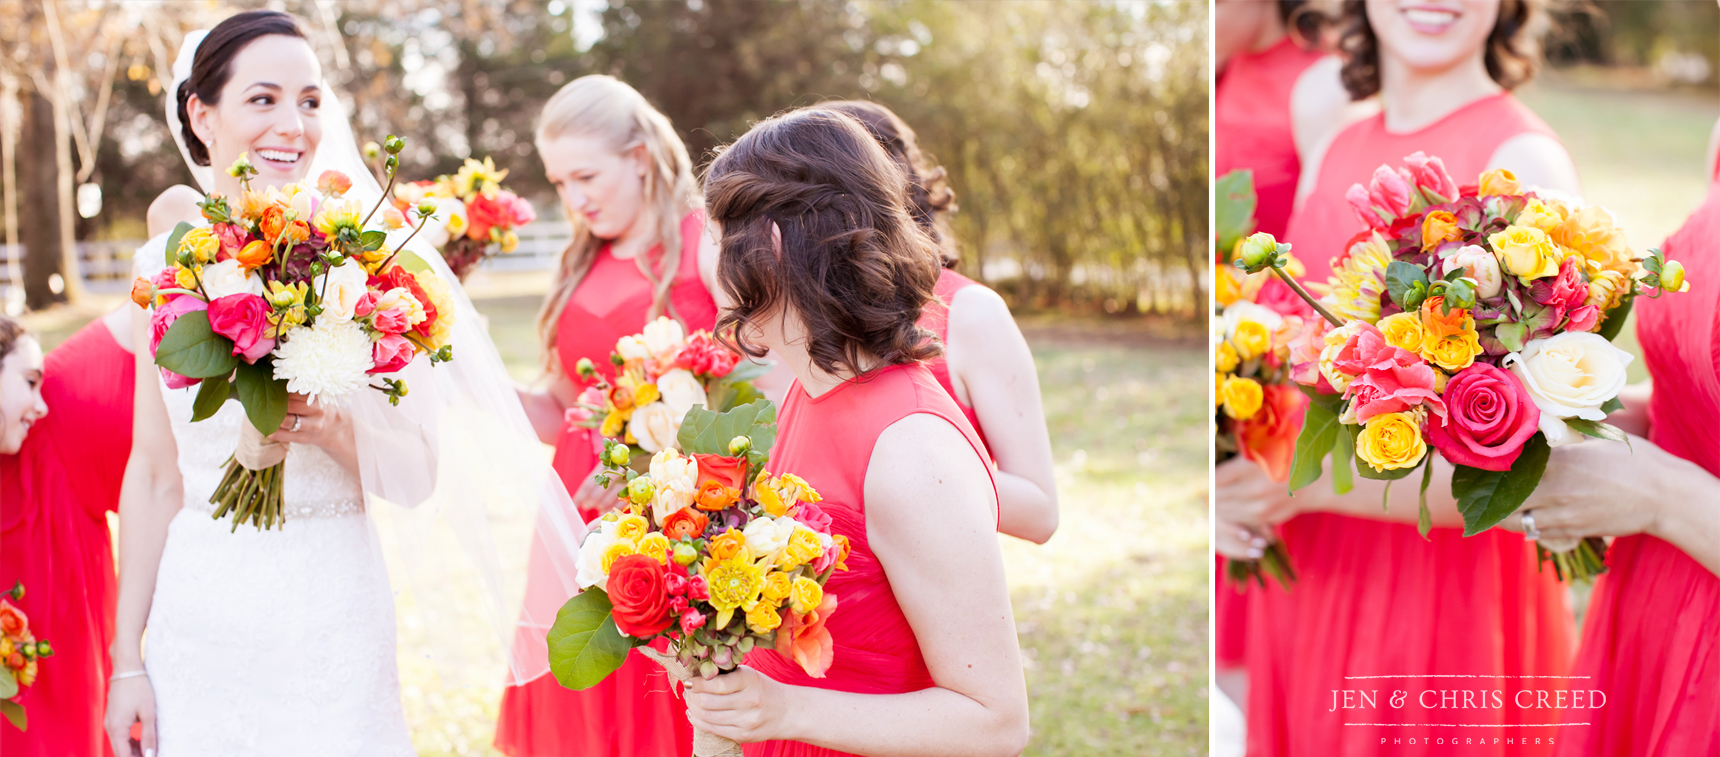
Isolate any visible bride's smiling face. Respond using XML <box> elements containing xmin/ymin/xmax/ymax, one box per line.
<box><xmin>539</xmin><ymin>135</ymin><xmax>650</xmax><ymax>242</ymax></box>
<box><xmin>1368</xmin><ymin>0</ymin><xmax>1499</xmax><ymax>74</ymax></box>
<box><xmin>188</xmin><ymin>34</ymin><xmax>324</xmax><ymax>188</ymax></box>
<box><xmin>0</xmin><ymin>336</ymin><xmax>47</xmax><ymax>455</ymax></box>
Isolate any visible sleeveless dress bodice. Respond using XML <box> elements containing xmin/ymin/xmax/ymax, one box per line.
<box><xmin>1216</xmin><ymin>38</ymin><xmax>1328</xmax><ymax>239</ymax></box>
<box><xmin>915</xmin><ymin>268</ymin><xmax>990</xmax><ymax>454</ymax></box>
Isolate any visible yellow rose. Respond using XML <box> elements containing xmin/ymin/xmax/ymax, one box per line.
<box><xmin>1432</xmin><ymin>369</ymin><xmax>1449</xmax><ymax>394</ymax></box>
<box><xmin>778</xmin><ymin>526</ymin><xmax>825</xmax><ymax>570</ymax></box>
<box><xmin>1477</xmin><ymin>168</ymin><xmax>1522</xmax><ymax>197</ymax></box>
<box><xmin>789</xmin><ymin>576</ymin><xmax>824</xmax><ymax>615</ymax></box>
<box><xmin>1232</xmin><ymin>321</ymin><xmax>1270</xmax><ymax>361</ymax></box>
<box><xmin>1355</xmin><ymin>412</ymin><xmax>1427</xmax><ymax>473</ymax></box>
<box><xmin>1215</xmin><ymin>263</ymin><xmax>1243</xmax><ymax>307</ymax></box>
<box><xmin>1220</xmin><ymin>375</ymin><xmax>1263</xmax><ymax>420</ymax></box>
<box><xmin>1422</xmin><ymin>332</ymin><xmax>1482</xmax><ymax>372</ymax></box>
<box><xmin>179</xmin><ymin>227</ymin><xmax>220</xmax><ymax>264</ymax></box>
<box><xmin>637</xmin><ymin>532</ymin><xmax>671</xmax><ymax>564</ymax></box>
<box><xmin>1514</xmin><ymin>199</ymin><xmax>1563</xmax><ymax>234</ymax></box>
<box><xmin>746</xmin><ymin>602</ymin><xmax>782</xmax><ymax>634</ymax></box>
<box><xmin>1420</xmin><ymin>210</ymin><xmax>1461</xmax><ymax>252</ymax></box>
<box><xmin>174</xmin><ymin>267</ymin><xmax>199</xmax><ymax>291</ymax></box>
<box><xmin>1376</xmin><ymin>312</ymin><xmax>1425</xmax><ymax>354</ymax></box>
<box><xmin>761</xmin><ymin>571</ymin><xmax>793</xmax><ymax>603</ymax></box>
<box><xmin>1215</xmin><ymin>341</ymin><xmax>1239</xmax><ymax>374</ymax></box>
<box><xmin>613</xmin><ymin>513</ymin><xmax>649</xmax><ymax>543</ymax></box>
<box><xmin>1487</xmin><ymin>225</ymin><xmax>1560</xmax><ymax>280</ymax></box>
<box><xmin>600</xmin><ymin>539</ymin><xmax>639</xmax><ymax>574</ymax></box>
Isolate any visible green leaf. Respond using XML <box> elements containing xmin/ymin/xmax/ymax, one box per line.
<box><xmin>1330</xmin><ymin>424</ymin><xmax>1355</xmax><ymax>495</ymax></box>
<box><xmin>676</xmin><ymin>400</ymin><xmax>778</xmax><ymax>459</ymax></box>
<box><xmin>1596</xmin><ymin>293</ymin><xmax>1635</xmax><ymax>342</ymax></box>
<box><xmin>360</xmin><ymin>229</ymin><xmax>389</xmax><ymax>251</ymax></box>
<box><xmin>163</xmin><ymin>221</ymin><xmax>194</xmax><ymax>268</ymax></box>
<box><xmin>1215</xmin><ymin>170</ymin><xmax>1257</xmax><ymax>256</ymax></box>
<box><xmin>1418</xmin><ymin>452</ymin><xmax>1437</xmax><ymax>538</ymax></box>
<box><xmin>0</xmin><ymin>667</ymin><xmax>15</xmax><ymax>699</ymax></box>
<box><xmin>191</xmin><ymin>374</ymin><xmax>233</xmax><ymax>421</ymax></box>
<box><xmin>1566</xmin><ymin>418</ymin><xmax>1628</xmax><ymax>443</ymax></box>
<box><xmin>1452</xmin><ymin>432</ymin><xmax>1551</xmax><ymax>535</ymax></box>
<box><xmin>1599</xmin><ymin>397</ymin><xmax>1625</xmax><ymax>415</ymax></box>
<box><xmin>154</xmin><ymin>311</ymin><xmax>240</xmax><ymax>379</ymax></box>
<box><xmin>721</xmin><ymin>359</ymin><xmax>773</xmax><ymax>385</ymax></box>
<box><xmin>546</xmin><ymin>589</ymin><xmax>634</xmax><ymax>690</ymax></box>
<box><xmin>1385</xmin><ymin>261</ymin><xmax>1431</xmax><ymax>312</ymax></box>
<box><xmin>234</xmin><ymin>359</ymin><xmax>289</xmax><ymax>435</ymax></box>
<box><xmin>393</xmin><ymin>250</ymin><xmax>433</xmax><ymax>274</ymax></box>
<box><xmin>1287</xmin><ymin>395</ymin><xmax>1340</xmax><ymax>493</ymax></box>
<box><xmin>0</xmin><ymin>697</ymin><xmax>22</xmax><ymax>731</ymax></box>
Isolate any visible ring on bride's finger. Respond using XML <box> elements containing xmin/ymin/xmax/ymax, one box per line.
<box><xmin>289</xmin><ymin>414</ymin><xmax>303</xmax><ymax>433</ymax></box>
<box><xmin>1522</xmin><ymin>510</ymin><xmax>1540</xmax><ymax>542</ymax></box>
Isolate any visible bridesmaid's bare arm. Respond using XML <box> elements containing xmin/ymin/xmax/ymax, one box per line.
<box><xmin>1487</xmin><ymin>133</ymin><xmax>1582</xmax><ymax>198</ymax></box>
<box><xmin>946</xmin><ymin>285</ymin><xmax>1058</xmax><ymax>543</ymax></box>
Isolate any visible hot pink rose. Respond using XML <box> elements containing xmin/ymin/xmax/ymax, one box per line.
<box><xmin>1402</xmin><ymin>151</ymin><xmax>1459</xmax><ymax>203</ymax></box>
<box><xmin>371</xmin><ymin>307</ymin><xmax>413</xmax><ymax>335</ymax></box>
<box><xmin>150</xmin><ymin>295</ymin><xmax>209</xmax><ymax>389</ymax></box>
<box><xmin>207</xmin><ymin>293</ymin><xmax>277</xmax><ymax>363</ymax></box>
<box><xmin>369</xmin><ymin>334</ymin><xmax>415</xmax><ymax>375</ymax></box>
<box><xmin>1565</xmin><ymin>304</ymin><xmax>1600</xmax><ymax>333</ymax></box>
<box><xmin>504</xmin><ymin>191</ymin><xmax>536</xmax><ymax>226</ymax></box>
<box><xmin>353</xmin><ymin>291</ymin><xmax>378</xmax><ymax>318</ymax></box>
<box><xmin>1333</xmin><ymin>322</ymin><xmax>1446</xmax><ymax>422</ymax></box>
<box><xmin>1531</xmin><ymin>256</ymin><xmax>1587</xmax><ymax>311</ymax></box>
<box><xmin>1425</xmin><ymin>363</ymin><xmax>1540</xmax><ymax>471</ymax></box>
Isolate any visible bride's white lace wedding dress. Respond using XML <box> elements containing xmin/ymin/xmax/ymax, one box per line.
<box><xmin>140</xmin><ymin>233</ymin><xmax>415</xmax><ymax>755</ymax></box>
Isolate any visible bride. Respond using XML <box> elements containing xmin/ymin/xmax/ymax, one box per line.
<box><xmin>104</xmin><ymin>11</ymin><xmax>585</xmax><ymax>755</ymax></box>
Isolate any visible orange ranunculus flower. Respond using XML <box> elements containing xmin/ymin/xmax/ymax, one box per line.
<box><xmin>1477</xmin><ymin>168</ymin><xmax>1522</xmax><ymax>197</ymax></box>
<box><xmin>661</xmin><ymin>508</ymin><xmax>709</xmax><ymax>541</ymax></box>
<box><xmin>259</xmin><ymin>205</ymin><xmax>309</xmax><ymax>247</ymax></box>
<box><xmin>708</xmin><ymin>528</ymin><xmax>748</xmax><ymax>561</ymax></box>
<box><xmin>1418</xmin><ymin>296</ymin><xmax>1468</xmax><ymax>337</ymax></box>
<box><xmin>234</xmin><ymin>240</ymin><xmax>273</xmax><ymax>269</ymax></box>
<box><xmin>1235</xmin><ymin>384</ymin><xmax>1307</xmax><ymax>483</ymax></box>
<box><xmin>5</xmin><ymin>652</ymin><xmax>22</xmax><ymax>671</ymax></box>
<box><xmin>693</xmin><ymin>453</ymin><xmax>748</xmax><ymax>491</ymax></box>
<box><xmin>694</xmin><ymin>480</ymin><xmax>741</xmax><ymax>512</ymax></box>
<box><xmin>1421</xmin><ymin>210</ymin><xmax>1461</xmax><ymax>252</ymax></box>
<box><xmin>1418</xmin><ymin>297</ymin><xmax>1483</xmax><ymax>372</ymax></box>
<box><xmin>609</xmin><ymin>384</ymin><xmax>636</xmax><ymax>411</ymax></box>
<box><xmin>317</xmin><ymin>170</ymin><xmax>354</xmax><ymax>196</ymax></box>
<box><xmin>775</xmin><ymin>592</ymin><xmax>839</xmax><ymax>678</ymax></box>
<box><xmin>0</xmin><ymin>600</ymin><xmax>25</xmax><ymax>636</ymax></box>
<box><xmin>130</xmin><ymin>277</ymin><xmax>155</xmax><ymax>309</ymax></box>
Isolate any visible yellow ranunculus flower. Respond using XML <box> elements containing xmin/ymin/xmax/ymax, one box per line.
<box><xmin>1477</xmin><ymin>168</ymin><xmax>1522</xmax><ymax>197</ymax></box>
<box><xmin>761</xmin><ymin>571</ymin><xmax>792</xmax><ymax>603</ymax></box>
<box><xmin>1420</xmin><ymin>210</ymin><xmax>1461</xmax><ymax>252</ymax></box>
<box><xmin>789</xmin><ymin>576</ymin><xmax>824</xmax><ymax>616</ymax></box>
<box><xmin>1214</xmin><ymin>372</ymin><xmax>1225</xmax><ymax>408</ymax></box>
<box><xmin>1232</xmin><ymin>321</ymin><xmax>1270</xmax><ymax>361</ymax></box>
<box><xmin>500</xmin><ymin>230</ymin><xmax>520</xmax><ymax>253</ymax></box>
<box><xmin>1356</xmin><ymin>412</ymin><xmax>1427</xmax><ymax>473</ymax></box>
<box><xmin>703</xmin><ymin>554</ymin><xmax>766</xmax><ymax>629</ymax></box>
<box><xmin>1487</xmin><ymin>225</ymin><xmax>1560</xmax><ymax>280</ymax></box>
<box><xmin>1215</xmin><ymin>341</ymin><xmax>1239</xmax><ymax>374</ymax></box>
<box><xmin>746</xmin><ymin>602</ymin><xmax>782</xmax><ymax>634</ymax></box>
<box><xmin>779</xmin><ymin>526</ymin><xmax>825</xmax><ymax>570</ymax></box>
<box><xmin>1514</xmin><ymin>199</ymin><xmax>1564</xmax><ymax>234</ymax></box>
<box><xmin>1376</xmin><ymin>312</ymin><xmax>1425</xmax><ymax>354</ymax></box>
<box><xmin>637</xmin><ymin>532</ymin><xmax>671</xmax><ymax>564</ymax></box>
<box><xmin>1220</xmin><ymin>375</ymin><xmax>1264</xmax><ymax>421</ymax></box>
<box><xmin>1585</xmin><ymin>270</ymin><xmax>1627</xmax><ymax>311</ymax></box>
<box><xmin>180</xmin><ymin>227</ymin><xmax>220</xmax><ymax>264</ymax></box>
<box><xmin>600</xmin><ymin>539</ymin><xmax>639</xmax><ymax>574</ymax></box>
<box><xmin>1215</xmin><ymin>264</ymin><xmax>1243</xmax><ymax>307</ymax></box>
<box><xmin>1422</xmin><ymin>333</ymin><xmax>1482</xmax><ymax>373</ymax></box>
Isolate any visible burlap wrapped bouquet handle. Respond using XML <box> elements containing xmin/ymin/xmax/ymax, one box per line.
<box><xmin>236</xmin><ymin>421</ymin><xmax>289</xmax><ymax>469</ymax></box>
<box><xmin>639</xmin><ymin>647</ymin><xmax>744</xmax><ymax>757</ymax></box>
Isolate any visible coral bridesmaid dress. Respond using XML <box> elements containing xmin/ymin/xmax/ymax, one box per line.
<box><xmin>1247</xmin><ymin>93</ymin><xmax>1576</xmax><ymax>756</ymax></box>
<box><xmin>915</xmin><ymin>267</ymin><xmax>991</xmax><ymax>455</ymax></box>
<box><xmin>494</xmin><ymin>210</ymin><xmax>715</xmax><ymax>757</ymax></box>
<box><xmin>1553</xmin><ymin>150</ymin><xmax>1720</xmax><ymax>757</ymax></box>
<box><xmin>1214</xmin><ymin>35</ymin><xmax>1327</xmax><ymax>674</ymax></box>
<box><xmin>742</xmin><ymin>363</ymin><xmax>996</xmax><ymax>757</ymax></box>
<box><xmin>0</xmin><ymin>320</ymin><xmax>133</xmax><ymax>757</ymax></box>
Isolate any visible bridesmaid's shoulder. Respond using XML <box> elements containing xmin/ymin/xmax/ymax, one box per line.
<box><xmin>148</xmin><ymin>185</ymin><xmax>205</xmax><ymax>238</ymax></box>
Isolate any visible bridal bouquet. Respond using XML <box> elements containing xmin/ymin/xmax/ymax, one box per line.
<box><xmin>0</xmin><ymin>583</ymin><xmax>52</xmax><ymax>731</ymax></box>
<box><xmin>131</xmin><ymin>137</ymin><xmax>457</xmax><ymax>530</ymax></box>
<box><xmin>1247</xmin><ymin>152</ymin><xmax>1690</xmax><ymax>581</ymax></box>
<box><xmin>565</xmin><ymin>316</ymin><xmax>768</xmax><ymax>456</ymax></box>
<box><xmin>548</xmin><ymin>401</ymin><xmax>847</xmax><ymax>757</ymax></box>
<box><xmin>389</xmin><ymin>156</ymin><xmax>536</xmax><ymax>281</ymax></box>
<box><xmin>1214</xmin><ymin>170</ymin><xmax>1306</xmax><ymax>590</ymax></box>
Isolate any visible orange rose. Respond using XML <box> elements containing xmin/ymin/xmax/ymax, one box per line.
<box><xmin>259</xmin><ymin>205</ymin><xmax>309</xmax><ymax>247</ymax></box>
<box><xmin>708</xmin><ymin>528</ymin><xmax>747</xmax><ymax>561</ymax></box>
<box><xmin>694</xmin><ymin>480</ymin><xmax>741</xmax><ymax>512</ymax></box>
<box><xmin>1420</xmin><ymin>210</ymin><xmax>1461</xmax><ymax>252</ymax></box>
<box><xmin>0</xmin><ymin>601</ymin><xmax>25</xmax><ymax>636</ymax></box>
<box><xmin>234</xmin><ymin>240</ymin><xmax>273</xmax><ymax>269</ymax></box>
<box><xmin>661</xmin><ymin>508</ymin><xmax>709</xmax><ymax>540</ymax></box>
<box><xmin>693</xmin><ymin>454</ymin><xmax>748</xmax><ymax>491</ymax></box>
<box><xmin>130</xmin><ymin>277</ymin><xmax>155</xmax><ymax>309</ymax></box>
<box><xmin>1477</xmin><ymin>168</ymin><xmax>1522</xmax><ymax>197</ymax></box>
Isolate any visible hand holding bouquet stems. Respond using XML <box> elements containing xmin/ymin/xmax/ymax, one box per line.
<box><xmin>1269</xmin><ymin>153</ymin><xmax>1690</xmax><ymax>582</ymax></box>
<box><xmin>131</xmin><ymin>135</ymin><xmax>459</xmax><ymax>530</ymax></box>
<box><xmin>0</xmin><ymin>582</ymin><xmax>54</xmax><ymax>731</ymax></box>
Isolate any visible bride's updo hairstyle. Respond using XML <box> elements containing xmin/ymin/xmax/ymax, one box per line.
<box><xmin>705</xmin><ymin>109</ymin><xmax>943</xmax><ymax>376</ymax></box>
<box><xmin>176</xmin><ymin>10</ymin><xmax>308</xmax><ymax>166</ymax></box>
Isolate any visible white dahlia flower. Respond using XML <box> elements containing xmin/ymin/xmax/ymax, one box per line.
<box><xmin>271</xmin><ymin>318</ymin><xmax>375</xmax><ymax>401</ymax></box>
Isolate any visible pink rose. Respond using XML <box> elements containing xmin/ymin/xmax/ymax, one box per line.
<box><xmin>1564</xmin><ymin>304</ymin><xmax>1600</xmax><ymax>333</ymax></box>
<box><xmin>1425</xmin><ymin>363</ymin><xmax>1540</xmax><ymax>471</ymax></box>
<box><xmin>686</xmin><ymin>575</ymin><xmax>709</xmax><ymax>601</ymax></box>
<box><xmin>1531</xmin><ymin>257</ymin><xmax>1587</xmax><ymax>311</ymax></box>
<box><xmin>1402</xmin><ymin>151</ymin><xmax>1459</xmax><ymax>203</ymax></box>
<box><xmin>504</xmin><ymin>191</ymin><xmax>536</xmax><ymax>226</ymax></box>
<box><xmin>369</xmin><ymin>334</ymin><xmax>415</xmax><ymax>375</ymax></box>
<box><xmin>793</xmin><ymin>503</ymin><xmax>833</xmax><ymax>534</ymax></box>
<box><xmin>150</xmin><ymin>295</ymin><xmax>209</xmax><ymax>389</ymax></box>
<box><xmin>353</xmin><ymin>291</ymin><xmax>378</xmax><ymax>318</ymax></box>
<box><xmin>207</xmin><ymin>293</ymin><xmax>277</xmax><ymax>364</ymax></box>
<box><xmin>678</xmin><ymin>609</ymin><xmax>706</xmax><ymax>635</ymax></box>
<box><xmin>1333</xmin><ymin>323</ymin><xmax>1445</xmax><ymax>423</ymax></box>
<box><xmin>371</xmin><ymin>307</ymin><xmax>413</xmax><ymax>335</ymax></box>
<box><xmin>151</xmin><ymin>267</ymin><xmax>179</xmax><ymax>292</ymax></box>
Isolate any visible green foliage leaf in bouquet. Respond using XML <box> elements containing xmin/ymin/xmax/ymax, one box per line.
<box><xmin>1595</xmin><ymin>292</ymin><xmax>1635</xmax><ymax>342</ymax></box>
<box><xmin>677</xmin><ymin>399</ymin><xmax>778</xmax><ymax>468</ymax></box>
<box><xmin>1288</xmin><ymin>385</ymin><xmax>1348</xmax><ymax>494</ymax></box>
<box><xmin>0</xmin><ymin>696</ymin><xmax>22</xmax><ymax>731</ymax></box>
<box><xmin>1452</xmin><ymin>432</ymin><xmax>1550</xmax><ymax>536</ymax></box>
<box><xmin>191</xmin><ymin>373</ymin><xmax>233</xmax><ymax>422</ymax></box>
<box><xmin>234</xmin><ymin>358</ymin><xmax>290</xmax><ymax>435</ymax></box>
<box><xmin>163</xmin><ymin>221</ymin><xmax>194</xmax><ymax>268</ymax></box>
<box><xmin>155</xmin><ymin>311</ymin><xmax>239</xmax><ymax>379</ymax></box>
<box><xmin>1215</xmin><ymin>170</ymin><xmax>1257</xmax><ymax>257</ymax></box>
<box><xmin>547</xmin><ymin>588</ymin><xmax>641</xmax><ymax>691</ymax></box>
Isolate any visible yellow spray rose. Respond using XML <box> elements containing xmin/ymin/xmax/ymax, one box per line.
<box><xmin>1214</xmin><ymin>372</ymin><xmax>1225</xmax><ymax>408</ymax></box>
<box><xmin>789</xmin><ymin>576</ymin><xmax>824</xmax><ymax>615</ymax></box>
<box><xmin>1487</xmin><ymin>225</ymin><xmax>1561</xmax><ymax>280</ymax></box>
<box><xmin>637</xmin><ymin>532</ymin><xmax>671</xmax><ymax>564</ymax></box>
<box><xmin>1215</xmin><ymin>263</ymin><xmax>1243</xmax><ymax>307</ymax></box>
<box><xmin>1215</xmin><ymin>341</ymin><xmax>1239</xmax><ymax>374</ymax></box>
<box><xmin>1232</xmin><ymin>321</ymin><xmax>1270</xmax><ymax>361</ymax></box>
<box><xmin>779</xmin><ymin>526</ymin><xmax>825</xmax><ymax>570</ymax></box>
<box><xmin>746</xmin><ymin>602</ymin><xmax>783</xmax><ymax>634</ymax></box>
<box><xmin>600</xmin><ymin>539</ymin><xmax>639</xmax><ymax>574</ymax></box>
<box><xmin>1376</xmin><ymin>312</ymin><xmax>1425</xmax><ymax>354</ymax></box>
<box><xmin>1477</xmin><ymin>168</ymin><xmax>1522</xmax><ymax>197</ymax></box>
<box><xmin>1220</xmin><ymin>375</ymin><xmax>1264</xmax><ymax>420</ymax></box>
<box><xmin>1356</xmin><ymin>411</ymin><xmax>1427</xmax><ymax>473</ymax></box>
<box><xmin>761</xmin><ymin>571</ymin><xmax>793</xmax><ymax>603</ymax></box>
<box><xmin>1418</xmin><ymin>297</ymin><xmax>1483</xmax><ymax>372</ymax></box>
<box><xmin>179</xmin><ymin>227</ymin><xmax>221</xmax><ymax>264</ymax></box>
<box><xmin>1514</xmin><ymin>199</ymin><xmax>1564</xmax><ymax>234</ymax></box>
<box><xmin>613</xmin><ymin>513</ymin><xmax>649</xmax><ymax>543</ymax></box>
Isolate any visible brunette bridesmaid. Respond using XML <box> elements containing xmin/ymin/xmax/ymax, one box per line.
<box><xmin>0</xmin><ymin>309</ymin><xmax>129</xmax><ymax>756</ymax></box>
<box><xmin>682</xmin><ymin>108</ymin><xmax>1028</xmax><ymax>756</ymax></box>
<box><xmin>1216</xmin><ymin>1</ymin><xmax>1581</xmax><ymax>754</ymax></box>
<box><xmin>818</xmin><ymin>100</ymin><xmax>1058</xmax><ymax>545</ymax></box>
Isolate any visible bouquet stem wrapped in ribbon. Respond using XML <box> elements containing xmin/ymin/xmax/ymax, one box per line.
<box><xmin>1245</xmin><ymin>154</ymin><xmax>1689</xmax><ymax>582</ymax></box>
<box><xmin>133</xmin><ymin>136</ymin><xmax>458</xmax><ymax>530</ymax></box>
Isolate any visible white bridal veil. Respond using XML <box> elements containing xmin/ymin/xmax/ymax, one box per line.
<box><xmin>165</xmin><ymin>29</ymin><xmax>587</xmax><ymax>686</ymax></box>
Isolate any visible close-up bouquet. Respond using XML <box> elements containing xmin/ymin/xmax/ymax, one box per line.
<box><xmin>1</xmin><ymin>583</ymin><xmax>52</xmax><ymax>731</ymax></box>
<box><xmin>547</xmin><ymin>401</ymin><xmax>848</xmax><ymax>757</ymax></box>
<box><xmin>1242</xmin><ymin>152</ymin><xmax>1690</xmax><ymax>582</ymax></box>
<box><xmin>565</xmin><ymin>316</ymin><xmax>768</xmax><ymax>457</ymax></box>
<box><xmin>1213</xmin><ymin>170</ymin><xmax>1309</xmax><ymax>590</ymax></box>
<box><xmin>389</xmin><ymin>155</ymin><xmax>537</xmax><ymax>281</ymax></box>
<box><xmin>131</xmin><ymin>137</ymin><xmax>458</xmax><ymax>530</ymax></box>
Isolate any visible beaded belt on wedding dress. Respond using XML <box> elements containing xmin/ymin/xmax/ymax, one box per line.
<box><xmin>182</xmin><ymin>498</ymin><xmax>365</xmax><ymax>519</ymax></box>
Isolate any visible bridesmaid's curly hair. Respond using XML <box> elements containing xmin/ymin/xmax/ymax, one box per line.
<box><xmin>815</xmin><ymin>101</ymin><xmax>959</xmax><ymax>268</ymax></box>
<box><xmin>1337</xmin><ymin>0</ymin><xmax>1549</xmax><ymax>100</ymax></box>
<box><xmin>704</xmin><ymin>109</ymin><xmax>943</xmax><ymax>377</ymax></box>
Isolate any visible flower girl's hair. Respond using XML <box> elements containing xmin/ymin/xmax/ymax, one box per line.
<box><xmin>704</xmin><ymin>108</ymin><xmax>943</xmax><ymax>377</ymax></box>
<box><xmin>175</xmin><ymin>10</ymin><xmax>308</xmax><ymax>166</ymax></box>
<box><xmin>533</xmin><ymin>75</ymin><xmax>699</xmax><ymax>377</ymax></box>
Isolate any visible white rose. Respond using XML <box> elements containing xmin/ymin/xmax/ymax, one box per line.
<box><xmin>616</xmin><ymin>335</ymin><xmax>651</xmax><ymax>362</ymax></box>
<box><xmin>655</xmin><ymin>368</ymin><xmax>708</xmax><ymax>417</ymax></box>
<box><xmin>575</xmin><ymin>529</ymin><xmax>618</xmax><ymax>590</ymax></box>
<box><xmin>313</xmin><ymin>262</ymin><xmax>371</xmax><ymax>324</ymax></box>
<box><xmin>648</xmin><ymin>448</ymin><xmax>698</xmax><ymax>490</ymax></box>
<box><xmin>742</xmin><ymin>516</ymin><xmax>797</xmax><ymax>563</ymax></box>
<box><xmin>1503</xmin><ymin>332</ymin><xmax>1634</xmax><ymax>447</ymax></box>
<box><xmin>200</xmin><ymin>259</ymin><xmax>265</xmax><ymax>300</ymax></box>
<box><xmin>1221</xmin><ymin>300</ymin><xmax>1282</xmax><ymax>340</ymax></box>
<box><xmin>629</xmin><ymin>401</ymin><xmax>681</xmax><ymax>453</ymax></box>
<box><xmin>641</xmin><ymin>316</ymin><xmax>686</xmax><ymax>360</ymax></box>
<box><xmin>1443</xmin><ymin>244</ymin><xmax>1503</xmax><ymax>299</ymax></box>
<box><xmin>650</xmin><ymin>478</ymin><xmax>696</xmax><ymax>526</ymax></box>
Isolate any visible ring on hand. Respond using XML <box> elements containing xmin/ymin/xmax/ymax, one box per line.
<box><xmin>1522</xmin><ymin>510</ymin><xmax>1540</xmax><ymax>542</ymax></box>
<box><xmin>289</xmin><ymin>414</ymin><xmax>303</xmax><ymax>433</ymax></box>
